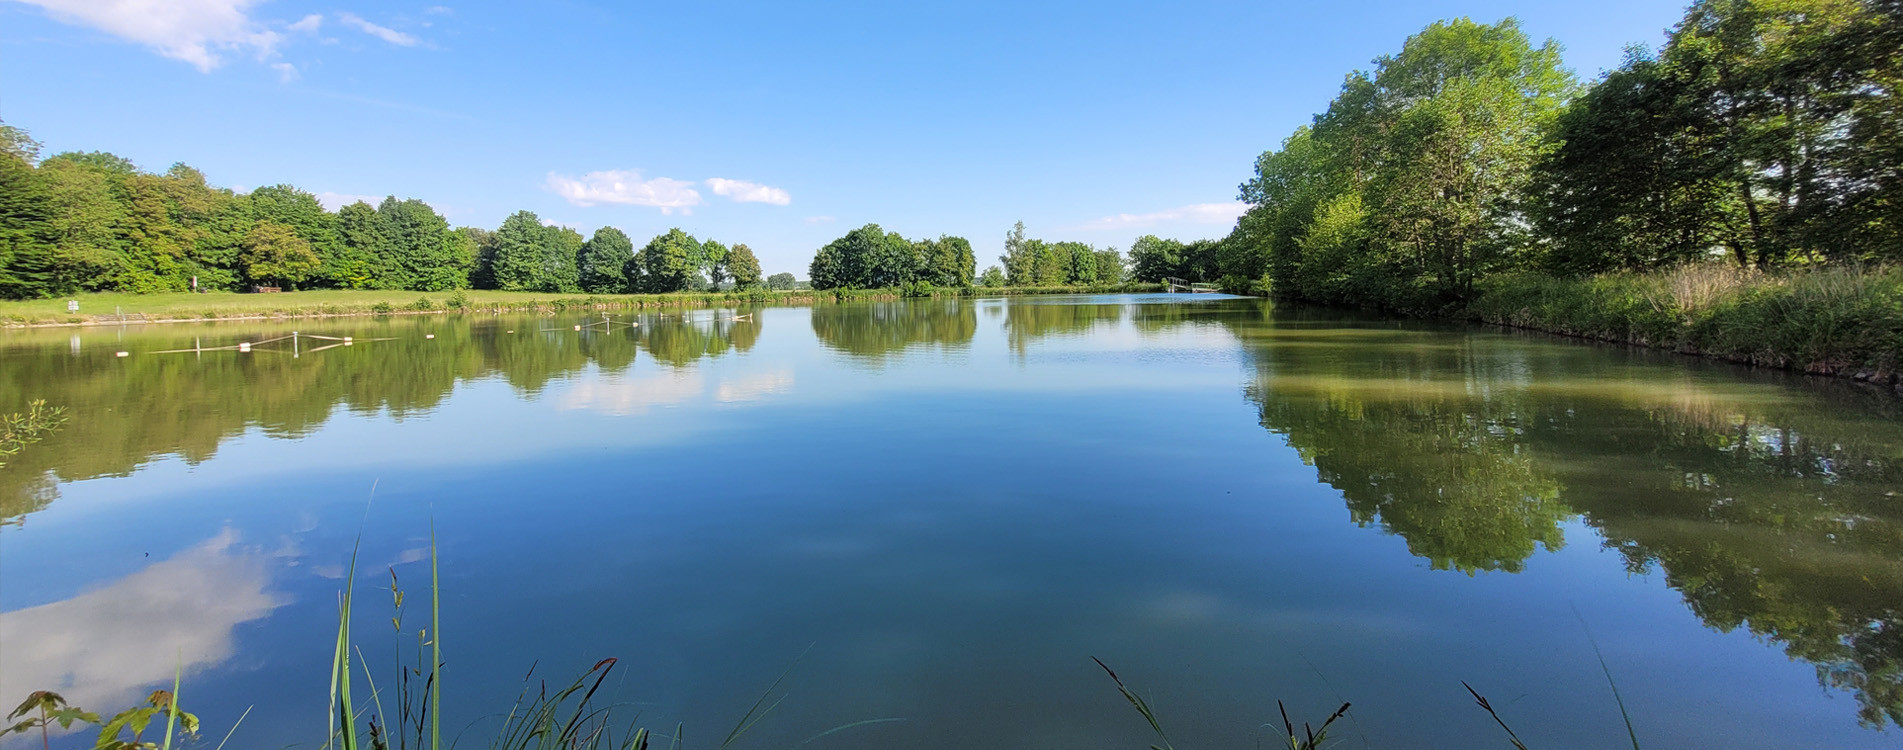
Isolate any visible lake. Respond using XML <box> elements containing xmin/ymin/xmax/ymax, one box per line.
<box><xmin>2</xmin><ymin>294</ymin><xmax>1899</xmax><ymax>748</ymax></box>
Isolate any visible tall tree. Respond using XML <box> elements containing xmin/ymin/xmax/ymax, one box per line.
<box><xmin>239</xmin><ymin>220</ymin><xmax>320</xmax><ymax>289</ymax></box>
<box><xmin>728</xmin><ymin>243</ymin><xmax>763</xmax><ymax>289</ymax></box>
<box><xmin>489</xmin><ymin>210</ymin><xmax>552</xmax><ymax>291</ymax></box>
<box><xmin>577</xmin><ymin>227</ymin><xmax>634</xmax><ymax>294</ymax></box>
<box><xmin>633</xmin><ymin>228</ymin><xmax>701</xmax><ymax>293</ymax></box>
<box><xmin>376</xmin><ymin>197</ymin><xmax>468</xmax><ymax>291</ymax></box>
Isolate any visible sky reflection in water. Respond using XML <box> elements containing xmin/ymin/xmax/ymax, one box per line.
<box><xmin>2</xmin><ymin>296</ymin><xmax>1900</xmax><ymax>748</ymax></box>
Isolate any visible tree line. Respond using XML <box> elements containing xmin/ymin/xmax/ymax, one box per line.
<box><xmin>0</xmin><ymin>127</ymin><xmax>779</xmax><ymax>299</ymax></box>
<box><xmin>1208</xmin><ymin>0</ymin><xmax>1902</xmax><ymax>312</ymax></box>
<box><xmin>806</xmin><ymin>221</ymin><xmax>1137</xmax><ymax>290</ymax></box>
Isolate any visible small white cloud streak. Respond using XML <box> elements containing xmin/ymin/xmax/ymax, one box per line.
<box><xmin>1075</xmin><ymin>202</ymin><xmax>1248</xmax><ymax>231</ymax></box>
<box><xmin>338</xmin><ymin>12</ymin><xmax>418</xmax><ymax>46</ymax></box>
<box><xmin>287</xmin><ymin>13</ymin><xmax>322</xmax><ymax>33</ymax></box>
<box><xmin>705</xmin><ymin>178</ymin><xmax>791</xmax><ymax>206</ymax></box>
<box><xmin>271</xmin><ymin>61</ymin><xmax>298</xmax><ymax>82</ymax></box>
<box><xmin>546</xmin><ymin>170</ymin><xmax>702</xmax><ymax>214</ymax></box>
<box><xmin>13</xmin><ymin>0</ymin><xmax>281</xmax><ymax>72</ymax></box>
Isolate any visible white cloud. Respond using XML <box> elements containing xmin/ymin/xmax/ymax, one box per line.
<box><xmin>287</xmin><ymin>13</ymin><xmax>322</xmax><ymax>33</ymax></box>
<box><xmin>804</xmin><ymin>215</ymin><xmax>835</xmax><ymax>224</ymax></box>
<box><xmin>315</xmin><ymin>191</ymin><xmax>379</xmax><ymax>210</ymax></box>
<box><xmin>270</xmin><ymin>61</ymin><xmax>298</xmax><ymax>82</ymax></box>
<box><xmin>13</xmin><ymin>0</ymin><xmax>281</xmax><ymax>72</ymax></box>
<box><xmin>0</xmin><ymin>530</ymin><xmax>286</xmax><ymax>719</ymax></box>
<box><xmin>425</xmin><ymin>5</ymin><xmax>453</xmax><ymax>14</ymax></box>
<box><xmin>546</xmin><ymin>170</ymin><xmax>703</xmax><ymax>214</ymax></box>
<box><xmin>1075</xmin><ymin>202</ymin><xmax>1248</xmax><ymax>230</ymax></box>
<box><xmin>337</xmin><ymin>12</ymin><xmax>418</xmax><ymax>46</ymax></box>
<box><xmin>705</xmin><ymin>178</ymin><xmax>791</xmax><ymax>206</ymax></box>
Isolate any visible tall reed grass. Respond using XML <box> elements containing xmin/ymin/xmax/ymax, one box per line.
<box><xmin>1467</xmin><ymin>264</ymin><xmax>1903</xmax><ymax>386</ymax></box>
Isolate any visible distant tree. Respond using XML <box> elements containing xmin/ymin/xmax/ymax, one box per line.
<box><xmin>1055</xmin><ymin>241</ymin><xmax>1097</xmax><ymax>285</ymax></box>
<box><xmin>1128</xmin><ymin>235</ymin><xmax>1183</xmax><ymax>282</ymax></box>
<box><xmin>459</xmin><ymin>226</ymin><xmax>498</xmax><ymax>288</ymax></box>
<box><xmin>577</xmin><ymin>227</ymin><xmax>634</xmax><ymax>293</ymax></box>
<box><xmin>728</xmin><ymin>243</ymin><xmax>762</xmax><ymax>288</ymax></box>
<box><xmin>376</xmin><ymin>197</ymin><xmax>468</xmax><ymax>291</ymax></box>
<box><xmin>633</xmin><ymin>228</ymin><xmax>701</xmax><ymax>293</ymax></box>
<box><xmin>1093</xmin><ymin>247</ymin><xmax>1125</xmax><ymax>284</ymax></box>
<box><xmin>490</xmin><ymin>210</ymin><xmax>550</xmax><ymax>291</ymax></box>
<box><xmin>979</xmin><ymin>265</ymin><xmax>1006</xmax><ymax>287</ymax></box>
<box><xmin>1000</xmin><ymin>221</ymin><xmax>1034</xmax><ymax>285</ymax></box>
<box><xmin>765</xmin><ymin>271</ymin><xmax>796</xmax><ymax>291</ymax></box>
<box><xmin>543</xmin><ymin>224</ymin><xmax>583</xmax><ymax>293</ymax></box>
<box><xmin>239</xmin><ymin>220</ymin><xmax>320</xmax><ymax>289</ymax></box>
<box><xmin>809</xmin><ymin>223</ymin><xmax>914</xmax><ymax>289</ymax></box>
<box><xmin>248</xmin><ymin>185</ymin><xmax>341</xmax><ymax>285</ymax></box>
<box><xmin>332</xmin><ymin>202</ymin><xmax>386</xmax><ymax>289</ymax></box>
<box><xmin>700</xmin><ymin>239</ymin><xmax>730</xmax><ymax>290</ymax></box>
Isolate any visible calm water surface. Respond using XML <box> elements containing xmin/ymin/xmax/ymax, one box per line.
<box><xmin>2</xmin><ymin>295</ymin><xmax>1900</xmax><ymax>748</ymax></box>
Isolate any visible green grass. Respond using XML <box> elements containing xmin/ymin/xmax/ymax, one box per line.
<box><xmin>1466</xmin><ymin>264</ymin><xmax>1903</xmax><ymax>383</ymax></box>
<box><xmin>0</xmin><ymin>284</ymin><xmax>1171</xmax><ymax>326</ymax></box>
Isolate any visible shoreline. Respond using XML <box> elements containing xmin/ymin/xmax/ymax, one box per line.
<box><xmin>0</xmin><ymin>284</ymin><xmax>1169</xmax><ymax>329</ymax></box>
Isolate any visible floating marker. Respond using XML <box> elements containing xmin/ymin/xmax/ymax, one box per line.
<box><xmin>238</xmin><ymin>342</ymin><xmax>251</xmax><ymax>352</ymax></box>
<box><xmin>574</xmin><ymin>325</ymin><xmax>581</xmax><ymax>331</ymax></box>
<box><xmin>343</xmin><ymin>336</ymin><xmax>352</xmax><ymax>343</ymax></box>
<box><xmin>116</xmin><ymin>351</ymin><xmax>129</xmax><ymax>357</ymax></box>
<box><xmin>425</xmin><ymin>334</ymin><xmax>435</xmax><ymax>339</ymax></box>
<box><xmin>506</xmin><ymin>330</ymin><xmax>514</xmax><ymax>333</ymax></box>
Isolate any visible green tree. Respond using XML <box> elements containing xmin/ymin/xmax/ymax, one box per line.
<box><xmin>765</xmin><ymin>271</ymin><xmax>796</xmax><ymax>291</ymax></box>
<box><xmin>1128</xmin><ymin>235</ymin><xmax>1184</xmax><ymax>282</ymax></box>
<box><xmin>979</xmin><ymin>265</ymin><xmax>1006</xmax><ymax>287</ymax></box>
<box><xmin>634</xmin><ymin>228</ymin><xmax>701</xmax><ymax>293</ymax></box>
<box><xmin>728</xmin><ymin>243</ymin><xmax>763</xmax><ymax>289</ymax></box>
<box><xmin>239</xmin><ymin>220</ymin><xmax>321</xmax><ymax>289</ymax></box>
<box><xmin>700</xmin><ymin>239</ymin><xmax>730</xmax><ymax>290</ymax></box>
<box><xmin>577</xmin><ymin>227</ymin><xmax>634</xmax><ymax>294</ymax></box>
<box><xmin>1092</xmin><ymin>247</ymin><xmax>1125</xmax><ymax>284</ymax></box>
<box><xmin>248</xmin><ymin>185</ymin><xmax>342</xmax><ymax>286</ymax></box>
<box><xmin>0</xmin><ymin>132</ymin><xmax>57</xmax><ymax>298</ymax></box>
<box><xmin>331</xmin><ymin>202</ymin><xmax>386</xmax><ymax>289</ymax></box>
<box><xmin>376</xmin><ymin>197</ymin><xmax>468</xmax><ymax>291</ymax></box>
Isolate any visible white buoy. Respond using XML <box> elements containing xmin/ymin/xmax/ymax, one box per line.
<box><xmin>343</xmin><ymin>336</ymin><xmax>352</xmax><ymax>343</ymax></box>
<box><xmin>425</xmin><ymin>334</ymin><xmax>435</xmax><ymax>339</ymax></box>
<box><xmin>238</xmin><ymin>342</ymin><xmax>251</xmax><ymax>352</ymax></box>
<box><xmin>115</xmin><ymin>351</ymin><xmax>129</xmax><ymax>357</ymax></box>
<box><xmin>507</xmin><ymin>330</ymin><xmax>514</xmax><ymax>334</ymax></box>
<box><xmin>574</xmin><ymin>324</ymin><xmax>581</xmax><ymax>331</ymax></box>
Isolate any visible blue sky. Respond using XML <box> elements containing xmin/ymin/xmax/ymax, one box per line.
<box><xmin>1</xmin><ymin>0</ymin><xmax>1687</xmax><ymax>276</ymax></box>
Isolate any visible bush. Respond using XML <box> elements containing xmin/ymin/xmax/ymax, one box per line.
<box><xmin>370</xmin><ymin>301</ymin><xmax>396</xmax><ymax>314</ymax></box>
<box><xmin>407</xmin><ymin>297</ymin><xmax>437</xmax><ymax>311</ymax></box>
<box><xmin>445</xmin><ymin>291</ymin><xmax>471</xmax><ymax>309</ymax></box>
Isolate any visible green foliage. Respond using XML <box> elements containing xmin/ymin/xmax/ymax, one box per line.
<box><xmin>808</xmin><ymin>223</ymin><xmax>917</xmax><ymax>289</ymax></box>
<box><xmin>727</xmin><ymin>243</ymin><xmax>763</xmax><ymax>289</ymax></box>
<box><xmin>488</xmin><ymin>211</ymin><xmax>582</xmax><ymax>293</ymax></box>
<box><xmin>240</xmin><ymin>220</ymin><xmax>321</xmax><ymax>289</ymax></box>
<box><xmin>575</xmin><ymin>227</ymin><xmax>633</xmax><ymax>294</ymax></box>
<box><xmin>1468</xmin><ymin>264</ymin><xmax>1903</xmax><ymax>374</ymax></box>
<box><xmin>979</xmin><ymin>266</ymin><xmax>1006</xmax><ymax>287</ymax></box>
<box><xmin>765</xmin><ymin>272</ymin><xmax>796</xmax><ymax>291</ymax></box>
<box><xmin>632</xmin><ymin>228</ymin><xmax>702</xmax><ymax>293</ymax></box>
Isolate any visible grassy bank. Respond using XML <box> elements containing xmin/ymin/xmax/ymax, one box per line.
<box><xmin>1465</xmin><ymin>265</ymin><xmax>1903</xmax><ymax>393</ymax></box>
<box><xmin>0</xmin><ymin>284</ymin><xmax>1167</xmax><ymax>327</ymax></box>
